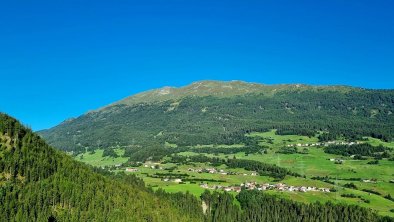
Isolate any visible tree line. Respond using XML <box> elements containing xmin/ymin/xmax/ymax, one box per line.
<box><xmin>201</xmin><ymin>190</ymin><xmax>394</xmax><ymax>222</ymax></box>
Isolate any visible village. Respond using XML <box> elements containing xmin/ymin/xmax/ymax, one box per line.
<box><xmin>200</xmin><ymin>182</ymin><xmax>332</xmax><ymax>193</ymax></box>
<box><xmin>187</xmin><ymin>167</ymin><xmax>258</xmax><ymax>176</ymax></box>
<box><xmin>286</xmin><ymin>141</ymin><xmax>362</xmax><ymax>148</ymax></box>
<box><xmin>125</xmin><ymin>165</ymin><xmax>259</xmax><ymax>176</ymax></box>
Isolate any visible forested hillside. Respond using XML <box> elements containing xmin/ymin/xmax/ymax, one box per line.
<box><xmin>39</xmin><ymin>81</ymin><xmax>394</xmax><ymax>153</ymax></box>
<box><xmin>201</xmin><ymin>190</ymin><xmax>394</xmax><ymax>222</ymax></box>
<box><xmin>0</xmin><ymin>113</ymin><xmax>203</xmax><ymax>222</ymax></box>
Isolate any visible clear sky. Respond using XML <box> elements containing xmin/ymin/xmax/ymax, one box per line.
<box><xmin>1</xmin><ymin>0</ymin><xmax>393</xmax><ymax>130</ymax></box>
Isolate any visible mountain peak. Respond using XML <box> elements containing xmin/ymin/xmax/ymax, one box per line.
<box><xmin>105</xmin><ymin>80</ymin><xmax>358</xmax><ymax>108</ymax></box>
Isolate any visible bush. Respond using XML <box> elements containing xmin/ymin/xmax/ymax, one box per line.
<box><xmin>343</xmin><ymin>183</ymin><xmax>358</xmax><ymax>189</ymax></box>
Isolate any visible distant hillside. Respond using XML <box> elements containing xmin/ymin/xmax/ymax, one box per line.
<box><xmin>39</xmin><ymin>80</ymin><xmax>394</xmax><ymax>153</ymax></box>
<box><xmin>0</xmin><ymin>113</ymin><xmax>203</xmax><ymax>221</ymax></box>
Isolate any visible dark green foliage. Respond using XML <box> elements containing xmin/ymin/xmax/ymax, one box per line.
<box><xmin>237</xmin><ymin>190</ymin><xmax>392</xmax><ymax>221</ymax></box>
<box><xmin>190</xmin><ymin>145</ymin><xmax>263</xmax><ymax>155</ymax></box>
<box><xmin>152</xmin><ymin>172</ymin><xmax>189</xmax><ymax>178</ymax></box>
<box><xmin>226</xmin><ymin>159</ymin><xmax>301</xmax><ymax>180</ymax></box>
<box><xmin>318</xmin><ymin>132</ymin><xmax>337</xmax><ymax>142</ymax></box>
<box><xmin>124</xmin><ymin>145</ymin><xmax>188</xmax><ymax>162</ymax></box>
<box><xmin>276</xmin><ymin>128</ymin><xmax>315</xmax><ymax>137</ymax></box>
<box><xmin>324</xmin><ymin>144</ymin><xmax>388</xmax><ymax>157</ymax></box>
<box><xmin>341</xmin><ymin>193</ymin><xmax>361</xmax><ymax>198</ymax></box>
<box><xmin>201</xmin><ymin>190</ymin><xmax>391</xmax><ymax>222</ymax></box>
<box><xmin>384</xmin><ymin>194</ymin><xmax>394</xmax><ymax>202</ymax></box>
<box><xmin>200</xmin><ymin>190</ymin><xmax>241</xmax><ymax>222</ymax></box>
<box><xmin>276</xmin><ymin>147</ymin><xmax>299</xmax><ymax>154</ymax></box>
<box><xmin>102</xmin><ymin>148</ymin><xmax>119</xmax><ymax>158</ymax></box>
<box><xmin>155</xmin><ymin>189</ymin><xmax>205</xmax><ymax>221</ymax></box>
<box><xmin>0</xmin><ymin>113</ymin><xmax>201</xmax><ymax>222</ymax></box>
<box><xmin>353</xmin><ymin>154</ymin><xmax>367</xmax><ymax>160</ymax></box>
<box><xmin>188</xmin><ymin>155</ymin><xmax>225</xmax><ymax>166</ymax></box>
<box><xmin>310</xmin><ymin>176</ymin><xmax>335</xmax><ymax>184</ymax></box>
<box><xmin>188</xmin><ymin>136</ymin><xmax>263</xmax><ymax>156</ymax></box>
<box><xmin>367</xmin><ymin>160</ymin><xmax>379</xmax><ymax>165</ymax></box>
<box><xmin>362</xmin><ymin>189</ymin><xmax>382</xmax><ymax>196</ymax></box>
<box><xmin>39</xmin><ymin>86</ymin><xmax>394</xmax><ymax>153</ymax></box>
<box><xmin>343</xmin><ymin>182</ymin><xmax>358</xmax><ymax>189</ymax></box>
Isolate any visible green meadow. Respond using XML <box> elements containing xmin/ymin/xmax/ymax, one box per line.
<box><xmin>74</xmin><ymin>130</ymin><xmax>394</xmax><ymax>217</ymax></box>
<box><xmin>74</xmin><ymin>149</ymin><xmax>128</xmax><ymax>167</ymax></box>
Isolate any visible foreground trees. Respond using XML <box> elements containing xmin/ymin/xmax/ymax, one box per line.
<box><xmin>202</xmin><ymin>190</ymin><xmax>394</xmax><ymax>222</ymax></box>
<box><xmin>0</xmin><ymin>113</ymin><xmax>201</xmax><ymax>222</ymax></box>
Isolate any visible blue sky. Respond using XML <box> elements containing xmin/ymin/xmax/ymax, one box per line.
<box><xmin>1</xmin><ymin>0</ymin><xmax>393</xmax><ymax>130</ymax></box>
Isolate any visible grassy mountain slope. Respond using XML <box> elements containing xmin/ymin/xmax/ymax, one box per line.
<box><xmin>0</xmin><ymin>113</ymin><xmax>202</xmax><ymax>221</ymax></box>
<box><xmin>39</xmin><ymin>81</ymin><xmax>394</xmax><ymax>153</ymax></box>
<box><xmin>111</xmin><ymin>80</ymin><xmax>355</xmax><ymax>106</ymax></box>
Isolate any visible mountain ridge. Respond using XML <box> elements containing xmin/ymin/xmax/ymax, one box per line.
<box><xmin>47</xmin><ymin>80</ymin><xmax>359</xmax><ymax>129</ymax></box>
<box><xmin>96</xmin><ymin>80</ymin><xmax>361</xmax><ymax>112</ymax></box>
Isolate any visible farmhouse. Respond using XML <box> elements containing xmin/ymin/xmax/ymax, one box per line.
<box><xmin>173</xmin><ymin>178</ymin><xmax>182</xmax><ymax>183</ymax></box>
<box><xmin>125</xmin><ymin>168</ymin><xmax>138</xmax><ymax>172</ymax></box>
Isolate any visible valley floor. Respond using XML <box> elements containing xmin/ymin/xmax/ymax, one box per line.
<box><xmin>74</xmin><ymin>130</ymin><xmax>394</xmax><ymax>217</ymax></box>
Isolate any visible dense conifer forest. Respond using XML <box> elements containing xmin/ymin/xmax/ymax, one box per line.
<box><xmin>0</xmin><ymin>113</ymin><xmax>202</xmax><ymax>221</ymax></box>
<box><xmin>200</xmin><ymin>190</ymin><xmax>394</xmax><ymax>222</ymax></box>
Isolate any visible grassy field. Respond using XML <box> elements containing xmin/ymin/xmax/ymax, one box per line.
<box><xmin>364</xmin><ymin>137</ymin><xmax>394</xmax><ymax>149</ymax></box>
<box><xmin>247</xmin><ymin>129</ymin><xmax>320</xmax><ymax>148</ymax></box>
<box><xmin>74</xmin><ymin>149</ymin><xmax>128</xmax><ymax>167</ymax></box>
<box><xmin>122</xmin><ymin>161</ymin><xmax>394</xmax><ymax>216</ymax></box>
<box><xmin>74</xmin><ymin>130</ymin><xmax>394</xmax><ymax>217</ymax></box>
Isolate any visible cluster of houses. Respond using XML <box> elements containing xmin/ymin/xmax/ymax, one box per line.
<box><xmin>362</xmin><ymin>179</ymin><xmax>377</xmax><ymax>183</ymax></box>
<box><xmin>188</xmin><ymin>168</ymin><xmax>258</xmax><ymax>176</ymax></box>
<box><xmin>125</xmin><ymin>168</ymin><xmax>138</xmax><ymax>172</ymax></box>
<box><xmin>143</xmin><ymin>162</ymin><xmax>163</xmax><ymax>170</ymax></box>
<box><xmin>200</xmin><ymin>182</ymin><xmax>331</xmax><ymax>193</ymax></box>
<box><xmin>125</xmin><ymin>163</ymin><xmax>163</xmax><ymax>172</ymax></box>
<box><xmin>286</xmin><ymin>141</ymin><xmax>362</xmax><ymax>148</ymax></box>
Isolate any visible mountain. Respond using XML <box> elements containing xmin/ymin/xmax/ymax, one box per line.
<box><xmin>39</xmin><ymin>80</ymin><xmax>394</xmax><ymax>153</ymax></box>
<box><xmin>0</xmin><ymin>113</ymin><xmax>203</xmax><ymax>221</ymax></box>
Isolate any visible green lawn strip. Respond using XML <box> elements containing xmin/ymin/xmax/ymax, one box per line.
<box><xmin>362</xmin><ymin>137</ymin><xmax>394</xmax><ymax>149</ymax></box>
<box><xmin>247</xmin><ymin>129</ymin><xmax>319</xmax><ymax>148</ymax></box>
